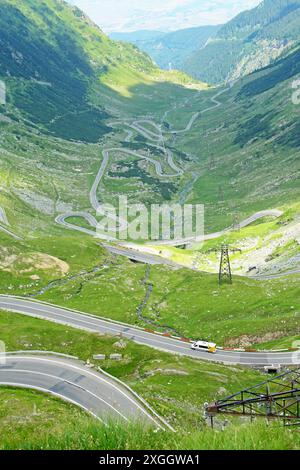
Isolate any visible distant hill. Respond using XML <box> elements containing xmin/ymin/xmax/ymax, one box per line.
<box><xmin>110</xmin><ymin>30</ymin><xmax>165</xmax><ymax>43</ymax></box>
<box><xmin>184</xmin><ymin>0</ymin><xmax>300</xmax><ymax>84</ymax></box>
<box><xmin>110</xmin><ymin>25</ymin><xmax>221</xmax><ymax>71</ymax></box>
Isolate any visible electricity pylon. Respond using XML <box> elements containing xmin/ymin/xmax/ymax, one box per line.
<box><xmin>205</xmin><ymin>368</ymin><xmax>300</xmax><ymax>428</ymax></box>
<box><xmin>232</xmin><ymin>213</ymin><xmax>240</xmax><ymax>232</ymax></box>
<box><xmin>218</xmin><ymin>185</ymin><xmax>225</xmax><ymax>202</ymax></box>
<box><xmin>208</xmin><ymin>156</ymin><xmax>216</xmax><ymax>171</ymax></box>
<box><xmin>208</xmin><ymin>245</ymin><xmax>242</xmax><ymax>285</ymax></box>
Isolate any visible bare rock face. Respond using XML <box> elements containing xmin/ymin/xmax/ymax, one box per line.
<box><xmin>110</xmin><ymin>354</ymin><xmax>122</xmax><ymax>361</ymax></box>
<box><xmin>113</xmin><ymin>339</ymin><xmax>128</xmax><ymax>350</ymax></box>
<box><xmin>225</xmin><ymin>331</ymin><xmax>285</xmax><ymax>348</ymax></box>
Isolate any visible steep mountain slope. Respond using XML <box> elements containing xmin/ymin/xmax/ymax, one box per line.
<box><xmin>0</xmin><ymin>0</ymin><xmax>208</xmax><ymax>281</ymax></box>
<box><xmin>0</xmin><ymin>0</ymin><xmax>200</xmax><ymax>142</ymax></box>
<box><xmin>162</xmin><ymin>43</ymin><xmax>300</xmax><ymax>234</ymax></box>
<box><xmin>185</xmin><ymin>0</ymin><xmax>300</xmax><ymax>84</ymax></box>
<box><xmin>0</xmin><ymin>0</ymin><xmax>299</xmax><ymax>245</ymax></box>
<box><xmin>111</xmin><ymin>25</ymin><xmax>220</xmax><ymax>71</ymax></box>
<box><xmin>0</xmin><ymin>0</ymin><xmax>204</xmax><ymax>272</ymax></box>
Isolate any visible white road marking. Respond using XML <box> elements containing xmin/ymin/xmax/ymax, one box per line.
<box><xmin>0</xmin><ymin>367</ymin><xmax>129</xmax><ymax>421</ymax></box>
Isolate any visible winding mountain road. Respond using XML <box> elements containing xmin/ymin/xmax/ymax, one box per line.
<box><xmin>56</xmin><ymin>87</ymin><xmax>283</xmax><ymax>249</ymax></box>
<box><xmin>102</xmin><ymin>243</ymin><xmax>180</xmax><ymax>267</ymax></box>
<box><xmin>0</xmin><ymin>207</ymin><xmax>9</xmax><ymax>226</ymax></box>
<box><xmin>56</xmin><ymin>210</ymin><xmax>286</xmax><ymax>276</ymax></box>
<box><xmin>150</xmin><ymin>209</ymin><xmax>284</xmax><ymax>247</ymax></box>
<box><xmin>0</xmin><ymin>353</ymin><xmax>166</xmax><ymax>427</ymax></box>
<box><xmin>55</xmin><ymin>86</ymin><xmax>228</xmax><ymax>240</ymax></box>
<box><xmin>56</xmin><ymin>141</ymin><xmax>183</xmax><ymax>239</ymax></box>
<box><xmin>0</xmin><ymin>296</ymin><xmax>299</xmax><ymax>366</ymax></box>
<box><xmin>53</xmin><ymin>89</ymin><xmax>293</xmax><ymax>278</ymax></box>
<box><xmin>167</xmin><ymin>87</ymin><xmax>230</xmax><ymax>135</ymax></box>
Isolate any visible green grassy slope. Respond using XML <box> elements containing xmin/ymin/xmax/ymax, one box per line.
<box><xmin>1</xmin><ymin>230</ymin><xmax>298</xmax><ymax>348</ymax></box>
<box><xmin>2</xmin><ymin>1</ymin><xmax>298</xmax><ymax>239</ymax></box>
<box><xmin>0</xmin><ymin>0</ymin><xmax>299</xmax><ymax>450</ymax></box>
<box><xmin>32</xmin><ymin>260</ymin><xmax>299</xmax><ymax>348</ymax></box>
<box><xmin>152</xmin><ymin>202</ymin><xmax>300</xmax><ymax>277</ymax></box>
<box><xmin>168</xmin><ymin>46</ymin><xmax>300</xmax><ymax>232</ymax></box>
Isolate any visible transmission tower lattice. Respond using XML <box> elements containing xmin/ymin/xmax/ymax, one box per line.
<box><xmin>218</xmin><ymin>185</ymin><xmax>225</xmax><ymax>202</ymax></box>
<box><xmin>232</xmin><ymin>213</ymin><xmax>240</xmax><ymax>232</ymax></box>
<box><xmin>205</xmin><ymin>367</ymin><xmax>300</xmax><ymax>428</ymax></box>
<box><xmin>208</xmin><ymin>245</ymin><xmax>241</xmax><ymax>285</ymax></box>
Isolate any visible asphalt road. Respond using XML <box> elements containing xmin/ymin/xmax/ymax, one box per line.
<box><xmin>167</xmin><ymin>87</ymin><xmax>230</xmax><ymax>135</ymax></box>
<box><xmin>55</xmin><ymin>213</ymin><xmax>114</xmax><ymax>241</ymax></box>
<box><xmin>103</xmin><ymin>244</ymin><xmax>300</xmax><ymax>280</ymax></box>
<box><xmin>0</xmin><ymin>296</ymin><xmax>299</xmax><ymax>366</ymax></box>
<box><xmin>56</xmin><ymin>141</ymin><xmax>182</xmax><ymax>239</ymax></box>
<box><xmin>0</xmin><ymin>206</ymin><xmax>22</xmax><ymax>240</ymax></box>
<box><xmin>0</xmin><ymin>353</ymin><xmax>163</xmax><ymax>426</ymax></box>
<box><xmin>0</xmin><ymin>207</ymin><xmax>8</xmax><ymax>226</ymax></box>
<box><xmin>151</xmin><ymin>209</ymin><xmax>283</xmax><ymax>246</ymax></box>
<box><xmin>253</xmin><ymin>268</ymin><xmax>300</xmax><ymax>280</ymax></box>
<box><xmin>0</xmin><ymin>224</ymin><xmax>22</xmax><ymax>240</ymax></box>
<box><xmin>102</xmin><ymin>244</ymin><xmax>180</xmax><ymax>267</ymax></box>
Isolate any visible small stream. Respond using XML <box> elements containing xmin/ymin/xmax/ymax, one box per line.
<box><xmin>136</xmin><ymin>266</ymin><xmax>182</xmax><ymax>336</ymax></box>
<box><xmin>25</xmin><ymin>259</ymin><xmax>183</xmax><ymax>336</ymax></box>
<box><xmin>177</xmin><ymin>172</ymin><xmax>199</xmax><ymax>205</ymax></box>
<box><xmin>25</xmin><ymin>265</ymin><xmax>105</xmax><ymax>298</ymax></box>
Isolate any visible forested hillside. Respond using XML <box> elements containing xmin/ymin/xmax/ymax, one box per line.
<box><xmin>111</xmin><ymin>25</ymin><xmax>220</xmax><ymax>71</ymax></box>
<box><xmin>184</xmin><ymin>0</ymin><xmax>300</xmax><ymax>84</ymax></box>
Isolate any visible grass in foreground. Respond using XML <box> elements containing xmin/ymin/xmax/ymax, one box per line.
<box><xmin>0</xmin><ymin>387</ymin><xmax>299</xmax><ymax>450</ymax></box>
<box><xmin>0</xmin><ymin>310</ymin><xmax>262</xmax><ymax>430</ymax></box>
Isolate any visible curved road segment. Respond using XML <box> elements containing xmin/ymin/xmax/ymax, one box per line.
<box><xmin>0</xmin><ymin>296</ymin><xmax>299</xmax><ymax>366</ymax></box>
<box><xmin>0</xmin><ymin>353</ymin><xmax>164</xmax><ymax>427</ymax></box>
<box><xmin>0</xmin><ymin>224</ymin><xmax>22</xmax><ymax>240</ymax></box>
<box><xmin>55</xmin><ymin>86</ymin><xmax>229</xmax><ymax>240</ymax></box>
<box><xmin>0</xmin><ymin>206</ymin><xmax>22</xmax><ymax>240</ymax></box>
<box><xmin>149</xmin><ymin>209</ymin><xmax>283</xmax><ymax>247</ymax></box>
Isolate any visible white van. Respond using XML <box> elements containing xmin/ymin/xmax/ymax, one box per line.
<box><xmin>191</xmin><ymin>340</ymin><xmax>217</xmax><ymax>354</ymax></box>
